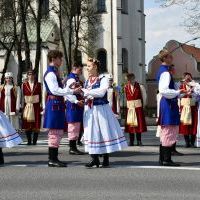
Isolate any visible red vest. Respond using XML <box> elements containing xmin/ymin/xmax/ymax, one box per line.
<box><xmin>22</xmin><ymin>82</ymin><xmax>41</xmax><ymax>99</ymax></box>
<box><xmin>0</xmin><ymin>85</ymin><xmax>17</xmax><ymax>113</ymax></box>
<box><xmin>124</xmin><ymin>82</ymin><xmax>143</xmax><ymax>102</ymax></box>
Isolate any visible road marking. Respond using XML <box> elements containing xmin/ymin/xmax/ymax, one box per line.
<box><xmin>5</xmin><ymin>164</ymin><xmax>200</xmax><ymax>171</ymax></box>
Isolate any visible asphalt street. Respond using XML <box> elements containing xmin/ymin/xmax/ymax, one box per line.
<box><xmin>1</xmin><ymin>127</ymin><xmax>200</xmax><ymax>200</ymax></box>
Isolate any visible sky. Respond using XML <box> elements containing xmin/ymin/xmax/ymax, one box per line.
<box><xmin>144</xmin><ymin>0</ymin><xmax>199</xmax><ymax>66</ymax></box>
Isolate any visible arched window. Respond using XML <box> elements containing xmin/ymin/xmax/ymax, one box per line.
<box><xmin>41</xmin><ymin>0</ymin><xmax>49</xmax><ymax>18</ymax></box>
<box><xmin>73</xmin><ymin>49</ymin><xmax>82</xmax><ymax>64</ymax></box>
<box><xmin>121</xmin><ymin>0</ymin><xmax>128</xmax><ymax>14</ymax></box>
<box><xmin>97</xmin><ymin>49</ymin><xmax>107</xmax><ymax>73</ymax></box>
<box><xmin>122</xmin><ymin>48</ymin><xmax>128</xmax><ymax>73</ymax></box>
<box><xmin>97</xmin><ymin>0</ymin><xmax>106</xmax><ymax>13</ymax></box>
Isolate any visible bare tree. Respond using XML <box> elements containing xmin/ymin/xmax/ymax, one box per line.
<box><xmin>156</xmin><ymin>0</ymin><xmax>200</xmax><ymax>35</ymax></box>
<box><xmin>54</xmin><ymin>0</ymin><xmax>101</xmax><ymax>72</ymax></box>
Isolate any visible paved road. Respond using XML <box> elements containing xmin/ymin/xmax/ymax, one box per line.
<box><xmin>1</xmin><ymin>127</ymin><xmax>200</xmax><ymax>200</ymax></box>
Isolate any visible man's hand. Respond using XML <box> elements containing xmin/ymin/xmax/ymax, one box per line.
<box><xmin>77</xmin><ymin>100</ymin><xmax>84</xmax><ymax>107</ymax></box>
<box><xmin>179</xmin><ymin>89</ymin><xmax>187</xmax><ymax>94</ymax></box>
<box><xmin>73</xmin><ymin>86</ymin><xmax>82</xmax><ymax>94</ymax></box>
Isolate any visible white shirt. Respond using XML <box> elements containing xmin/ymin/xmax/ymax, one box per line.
<box><xmin>65</xmin><ymin>78</ymin><xmax>79</xmax><ymax>104</ymax></box>
<box><xmin>159</xmin><ymin>72</ymin><xmax>180</xmax><ymax>99</ymax></box>
<box><xmin>44</xmin><ymin>72</ymin><xmax>73</xmax><ymax>96</ymax></box>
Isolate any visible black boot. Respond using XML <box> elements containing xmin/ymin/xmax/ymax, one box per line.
<box><xmin>0</xmin><ymin>148</ymin><xmax>4</xmax><ymax>165</ymax></box>
<box><xmin>48</xmin><ymin>147</ymin><xmax>67</xmax><ymax>167</ymax></box>
<box><xmin>26</xmin><ymin>131</ymin><xmax>32</xmax><ymax>145</ymax></box>
<box><xmin>69</xmin><ymin>140</ymin><xmax>84</xmax><ymax>155</ymax></box>
<box><xmin>159</xmin><ymin>144</ymin><xmax>163</xmax><ymax>166</ymax></box>
<box><xmin>136</xmin><ymin>133</ymin><xmax>143</xmax><ymax>146</ymax></box>
<box><xmin>77</xmin><ymin>126</ymin><xmax>83</xmax><ymax>146</ymax></box>
<box><xmin>184</xmin><ymin>135</ymin><xmax>190</xmax><ymax>148</ymax></box>
<box><xmin>33</xmin><ymin>132</ymin><xmax>39</xmax><ymax>145</ymax></box>
<box><xmin>171</xmin><ymin>143</ymin><xmax>184</xmax><ymax>156</ymax></box>
<box><xmin>190</xmin><ymin>135</ymin><xmax>196</xmax><ymax>148</ymax></box>
<box><xmin>85</xmin><ymin>154</ymin><xmax>100</xmax><ymax>168</ymax></box>
<box><xmin>101</xmin><ymin>153</ymin><xmax>110</xmax><ymax>168</ymax></box>
<box><xmin>162</xmin><ymin>146</ymin><xmax>180</xmax><ymax>167</ymax></box>
<box><xmin>129</xmin><ymin>134</ymin><xmax>134</xmax><ymax>146</ymax></box>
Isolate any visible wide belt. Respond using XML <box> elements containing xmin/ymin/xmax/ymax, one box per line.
<box><xmin>47</xmin><ymin>95</ymin><xmax>64</xmax><ymax>101</ymax></box>
<box><xmin>180</xmin><ymin>98</ymin><xmax>196</xmax><ymax>125</ymax></box>
<box><xmin>23</xmin><ymin>95</ymin><xmax>40</xmax><ymax>122</ymax></box>
<box><xmin>127</xmin><ymin>99</ymin><xmax>142</xmax><ymax>127</ymax></box>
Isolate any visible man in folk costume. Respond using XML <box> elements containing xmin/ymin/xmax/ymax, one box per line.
<box><xmin>156</xmin><ymin>49</ymin><xmax>186</xmax><ymax>167</ymax></box>
<box><xmin>0</xmin><ymin>72</ymin><xmax>20</xmax><ymax>130</ymax></box>
<box><xmin>65</xmin><ymin>63</ymin><xmax>84</xmax><ymax>155</ymax></box>
<box><xmin>179</xmin><ymin>72</ymin><xmax>198</xmax><ymax>148</ymax></box>
<box><xmin>43</xmin><ymin>50</ymin><xmax>81</xmax><ymax>167</ymax></box>
<box><xmin>22</xmin><ymin>70</ymin><xmax>42</xmax><ymax>145</ymax></box>
<box><xmin>124</xmin><ymin>73</ymin><xmax>147</xmax><ymax>146</ymax></box>
<box><xmin>107</xmin><ymin>74</ymin><xmax>121</xmax><ymax>118</ymax></box>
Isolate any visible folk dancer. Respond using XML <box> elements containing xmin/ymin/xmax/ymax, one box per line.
<box><xmin>83</xmin><ymin>58</ymin><xmax>127</xmax><ymax>168</ymax></box>
<box><xmin>43</xmin><ymin>50</ymin><xmax>81</xmax><ymax>167</ymax></box>
<box><xmin>156</xmin><ymin>49</ymin><xmax>186</xmax><ymax>166</ymax></box>
<box><xmin>0</xmin><ymin>72</ymin><xmax>20</xmax><ymax>130</ymax></box>
<box><xmin>0</xmin><ymin>111</ymin><xmax>22</xmax><ymax>165</ymax></box>
<box><xmin>65</xmin><ymin>63</ymin><xmax>84</xmax><ymax>155</ymax></box>
<box><xmin>124</xmin><ymin>73</ymin><xmax>147</xmax><ymax>146</ymax></box>
<box><xmin>107</xmin><ymin>74</ymin><xmax>121</xmax><ymax>119</ymax></box>
<box><xmin>179</xmin><ymin>73</ymin><xmax>198</xmax><ymax>148</ymax></box>
<box><xmin>22</xmin><ymin>70</ymin><xmax>42</xmax><ymax>145</ymax></box>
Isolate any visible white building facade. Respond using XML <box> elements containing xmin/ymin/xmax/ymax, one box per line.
<box><xmin>83</xmin><ymin>0</ymin><xmax>146</xmax><ymax>85</ymax></box>
<box><xmin>0</xmin><ymin>0</ymin><xmax>146</xmax><ymax>86</ymax></box>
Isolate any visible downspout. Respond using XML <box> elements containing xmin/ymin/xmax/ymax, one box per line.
<box><xmin>111</xmin><ymin>0</ymin><xmax>114</xmax><ymax>75</ymax></box>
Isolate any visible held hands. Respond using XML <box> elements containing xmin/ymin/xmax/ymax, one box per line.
<box><xmin>73</xmin><ymin>86</ymin><xmax>82</xmax><ymax>95</ymax></box>
<box><xmin>77</xmin><ymin>100</ymin><xmax>84</xmax><ymax>107</ymax></box>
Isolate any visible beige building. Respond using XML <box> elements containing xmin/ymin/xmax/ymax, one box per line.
<box><xmin>147</xmin><ymin>40</ymin><xmax>200</xmax><ymax>110</ymax></box>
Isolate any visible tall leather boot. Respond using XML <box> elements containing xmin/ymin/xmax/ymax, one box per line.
<box><xmin>0</xmin><ymin>148</ymin><xmax>4</xmax><ymax>165</ymax></box>
<box><xmin>190</xmin><ymin>135</ymin><xmax>196</xmax><ymax>148</ymax></box>
<box><xmin>136</xmin><ymin>133</ymin><xmax>142</xmax><ymax>146</ymax></box>
<box><xmin>26</xmin><ymin>131</ymin><xmax>32</xmax><ymax>145</ymax></box>
<box><xmin>171</xmin><ymin>143</ymin><xmax>184</xmax><ymax>156</ymax></box>
<box><xmin>162</xmin><ymin>146</ymin><xmax>180</xmax><ymax>167</ymax></box>
<box><xmin>48</xmin><ymin>147</ymin><xmax>67</xmax><ymax>167</ymax></box>
<box><xmin>159</xmin><ymin>144</ymin><xmax>163</xmax><ymax>166</ymax></box>
<box><xmin>77</xmin><ymin>125</ymin><xmax>83</xmax><ymax>146</ymax></box>
<box><xmin>184</xmin><ymin>135</ymin><xmax>190</xmax><ymax>148</ymax></box>
<box><xmin>69</xmin><ymin>140</ymin><xmax>84</xmax><ymax>155</ymax></box>
<box><xmin>33</xmin><ymin>132</ymin><xmax>39</xmax><ymax>145</ymax></box>
<box><xmin>85</xmin><ymin>154</ymin><xmax>100</xmax><ymax>168</ymax></box>
<box><xmin>129</xmin><ymin>134</ymin><xmax>135</xmax><ymax>146</ymax></box>
<box><xmin>101</xmin><ymin>153</ymin><xmax>110</xmax><ymax>168</ymax></box>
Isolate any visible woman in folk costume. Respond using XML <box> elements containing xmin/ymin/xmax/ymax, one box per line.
<box><xmin>124</xmin><ymin>73</ymin><xmax>147</xmax><ymax>146</ymax></box>
<box><xmin>0</xmin><ymin>72</ymin><xmax>20</xmax><ymax>130</ymax></box>
<box><xmin>22</xmin><ymin>70</ymin><xmax>42</xmax><ymax>145</ymax></box>
<box><xmin>43</xmin><ymin>50</ymin><xmax>81</xmax><ymax>167</ymax></box>
<box><xmin>185</xmin><ymin>81</ymin><xmax>200</xmax><ymax>148</ymax></box>
<box><xmin>156</xmin><ymin>49</ymin><xmax>186</xmax><ymax>167</ymax></box>
<box><xmin>179</xmin><ymin>72</ymin><xmax>198</xmax><ymax>148</ymax></box>
<box><xmin>0</xmin><ymin>111</ymin><xmax>22</xmax><ymax>165</ymax></box>
<box><xmin>83</xmin><ymin>58</ymin><xmax>127</xmax><ymax>168</ymax></box>
<box><xmin>107</xmin><ymin>74</ymin><xmax>121</xmax><ymax>119</ymax></box>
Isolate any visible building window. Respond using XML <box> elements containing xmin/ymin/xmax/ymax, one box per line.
<box><xmin>2</xmin><ymin>0</ymin><xmax>13</xmax><ymax>18</ymax></box>
<box><xmin>97</xmin><ymin>0</ymin><xmax>106</xmax><ymax>13</ymax></box>
<box><xmin>73</xmin><ymin>49</ymin><xmax>82</xmax><ymax>64</ymax></box>
<box><xmin>41</xmin><ymin>0</ymin><xmax>49</xmax><ymax>18</ymax></box>
<box><xmin>97</xmin><ymin>49</ymin><xmax>107</xmax><ymax>73</ymax></box>
<box><xmin>121</xmin><ymin>0</ymin><xmax>128</xmax><ymax>14</ymax></box>
<box><xmin>122</xmin><ymin>48</ymin><xmax>128</xmax><ymax>73</ymax></box>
